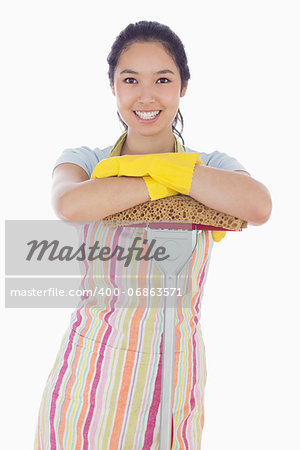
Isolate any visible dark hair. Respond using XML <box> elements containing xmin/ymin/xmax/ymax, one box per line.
<box><xmin>107</xmin><ymin>21</ymin><xmax>191</xmax><ymax>146</ymax></box>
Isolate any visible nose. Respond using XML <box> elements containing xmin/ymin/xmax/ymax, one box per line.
<box><xmin>137</xmin><ymin>84</ymin><xmax>156</xmax><ymax>104</ymax></box>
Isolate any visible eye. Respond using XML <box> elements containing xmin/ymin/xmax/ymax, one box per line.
<box><xmin>124</xmin><ymin>77</ymin><xmax>137</xmax><ymax>84</ymax></box>
<box><xmin>157</xmin><ymin>78</ymin><xmax>170</xmax><ymax>84</ymax></box>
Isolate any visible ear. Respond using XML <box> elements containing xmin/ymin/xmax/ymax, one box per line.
<box><xmin>110</xmin><ymin>82</ymin><xmax>116</xmax><ymax>96</ymax></box>
<box><xmin>180</xmin><ymin>81</ymin><xmax>188</xmax><ymax>98</ymax></box>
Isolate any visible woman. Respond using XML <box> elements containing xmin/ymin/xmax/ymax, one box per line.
<box><xmin>35</xmin><ymin>21</ymin><xmax>272</xmax><ymax>449</ymax></box>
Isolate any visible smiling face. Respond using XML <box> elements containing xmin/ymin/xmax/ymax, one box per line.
<box><xmin>111</xmin><ymin>41</ymin><xmax>187</xmax><ymax>138</ymax></box>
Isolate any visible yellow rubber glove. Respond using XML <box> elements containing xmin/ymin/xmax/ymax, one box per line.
<box><xmin>211</xmin><ymin>230</ymin><xmax>226</xmax><ymax>242</ymax></box>
<box><xmin>91</xmin><ymin>158</ymin><xmax>179</xmax><ymax>201</ymax></box>
<box><xmin>95</xmin><ymin>152</ymin><xmax>204</xmax><ymax>195</ymax></box>
<box><xmin>91</xmin><ymin>153</ymin><xmax>153</xmax><ymax>178</ymax></box>
<box><xmin>91</xmin><ymin>157</ymin><xmax>120</xmax><ymax>178</ymax></box>
<box><xmin>143</xmin><ymin>176</ymin><xmax>179</xmax><ymax>201</ymax></box>
<box><xmin>148</xmin><ymin>153</ymin><xmax>204</xmax><ymax>195</ymax></box>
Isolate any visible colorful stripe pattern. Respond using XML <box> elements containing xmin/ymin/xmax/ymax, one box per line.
<box><xmin>35</xmin><ymin>222</ymin><xmax>214</xmax><ymax>449</ymax></box>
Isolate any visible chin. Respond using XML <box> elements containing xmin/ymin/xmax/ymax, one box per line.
<box><xmin>128</xmin><ymin>126</ymin><xmax>162</xmax><ymax>137</ymax></box>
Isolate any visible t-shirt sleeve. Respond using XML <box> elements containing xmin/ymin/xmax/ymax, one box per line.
<box><xmin>199</xmin><ymin>150</ymin><xmax>250</xmax><ymax>175</ymax></box>
<box><xmin>52</xmin><ymin>146</ymin><xmax>104</xmax><ymax>178</ymax></box>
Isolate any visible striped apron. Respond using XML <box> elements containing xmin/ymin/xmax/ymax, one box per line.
<box><xmin>34</xmin><ymin>220</ymin><xmax>214</xmax><ymax>449</ymax></box>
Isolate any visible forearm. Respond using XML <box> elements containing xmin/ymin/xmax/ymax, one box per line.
<box><xmin>57</xmin><ymin>176</ymin><xmax>150</xmax><ymax>222</ymax></box>
<box><xmin>189</xmin><ymin>165</ymin><xmax>272</xmax><ymax>225</ymax></box>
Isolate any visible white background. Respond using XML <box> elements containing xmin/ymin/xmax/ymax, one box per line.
<box><xmin>1</xmin><ymin>0</ymin><xmax>299</xmax><ymax>449</ymax></box>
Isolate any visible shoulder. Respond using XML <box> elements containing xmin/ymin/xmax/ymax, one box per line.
<box><xmin>185</xmin><ymin>145</ymin><xmax>250</xmax><ymax>175</ymax></box>
<box><xmin>52</xmin><ymin>144</ymin><xmax>113</xmax><ymax>178</ymax></box>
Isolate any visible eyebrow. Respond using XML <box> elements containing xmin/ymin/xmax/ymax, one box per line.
<box><xmin>119</xmin><ymin>69</ymin><xmax>175</xmax><ymax>75</ymax></box>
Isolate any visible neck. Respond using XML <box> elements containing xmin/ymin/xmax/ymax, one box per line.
<box><xmin>121</xmin><ymin>128</ymin><xmax>175</xmax><ymax>155</ymax></box>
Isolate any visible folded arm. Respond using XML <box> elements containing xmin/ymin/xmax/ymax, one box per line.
<box><xmin>53</xmin><ymin>157</ymin><xmax>272</xmax><ymax>227</ymax></box>
<box><xmin>92</xmin><ymin>152</ymin><xmax>272</xmax><ymax>226</ymax></box>
<box><xmin>52</xmin><ymin>163</ymin><xmax>150</xmax><ymax>222</ymax></box>
<box><xmin>189</xmin><ymin>165</ymin><xmax>272</xmax><ymax>226</ymax></box>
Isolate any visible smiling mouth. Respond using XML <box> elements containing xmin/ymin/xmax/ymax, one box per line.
<box><xmin>134</xmin><ymin>110</ymin><xmax>161</xmax><ymax>120</ymax></box>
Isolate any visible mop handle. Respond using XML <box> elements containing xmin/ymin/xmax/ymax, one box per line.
<box><xmin>146</xmin><ymin>226</ymin><xmax>198</xmax><ymax>450</ymax></box>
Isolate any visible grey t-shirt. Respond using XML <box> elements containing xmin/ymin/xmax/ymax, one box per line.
<box><xmin>52</xmin><ymin>144</ymin><xmax>250</xmax><ymax>178</ymax></box>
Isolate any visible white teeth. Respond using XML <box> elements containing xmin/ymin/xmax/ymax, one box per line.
<box><xmin>135</xmin><ymin>110</ymin><xmax>160</xmax><ymax>119</ymax></box>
